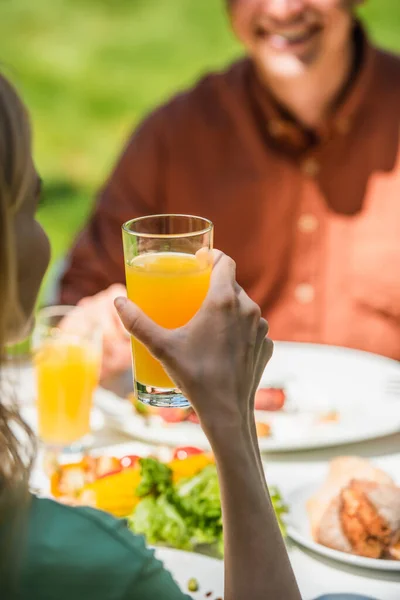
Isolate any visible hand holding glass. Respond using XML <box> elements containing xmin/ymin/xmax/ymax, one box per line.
<box><xmin>122</xmin><ymin>214</ymin><xmax>213</xmax><ymax>408</ymax></box>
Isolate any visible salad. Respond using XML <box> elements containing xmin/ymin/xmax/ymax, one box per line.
<box><xmin>128</xmin><ymin>455</ymin><xmax>288</xmax><ymax>556</ymax></box>
<box><xmin>48</xmin><ymin>447</ymin><xmax>287</xmax><ymax>555</ymax></box>
<box><xmin>128</xmin><ymin>457</ymin><xmax>224</xmax><ymax>554</ymax></box>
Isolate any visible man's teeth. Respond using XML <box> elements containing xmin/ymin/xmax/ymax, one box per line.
<box><xmin>273</xmin><ymin>31</ymin><xmax>310</xmax><ymax>43</ymax></box>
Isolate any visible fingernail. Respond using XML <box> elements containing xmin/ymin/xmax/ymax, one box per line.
<box><xmin>114</xmin><ymin>297</ymin><xmax>127</xmax><ymax>312</ymax></box>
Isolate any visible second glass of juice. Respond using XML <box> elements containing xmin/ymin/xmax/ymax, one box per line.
<box><xmin>122</xmin><ymin>214</ymin><xmax>213</xmax><ymax>408</ymax></box>
<box><xmin>32</xmin><ymin>305</ymin><xmax>102</xmax><ymax>451</ymax></box>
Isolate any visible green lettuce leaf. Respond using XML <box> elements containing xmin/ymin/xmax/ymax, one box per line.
<box><xmin>135</xmin><ymin>457</ymin><xmax>173</xmax><ymax>498</ymax></box>
<box><xmin>129</xmin><ymin>495</ymin><xmax>193</xmax><ymax>550</ymax></box>
<box><xmin>269</xmin><ymin>486</ymin><xmax>288</xmax><ymax>536</ymax></box>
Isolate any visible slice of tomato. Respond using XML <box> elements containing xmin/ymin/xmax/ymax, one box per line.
<box><xmin>96</xmin><ymin>467</ymin><xmax>123</xmax><ymax>480</ymax></box>
<box><xmin>95</xmin><ymin>456</ymin><xmax>122</xmax><ymax>479</ymax></box>
<box><xmin>173</xmin><ymin>446</ymin><xmax>204</xmax><ymax>460</ymax></box>
<box><xmin>119</xmin><ymin>455</ymin><xmax>140</xmax><ymax>469</ymax></box>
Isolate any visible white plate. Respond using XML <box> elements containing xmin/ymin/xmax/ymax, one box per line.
<box><xmin>95</xmin><ymin>342</ymin><xmax>400</xmax><ymax>452</ymax></box>
<box><xmin>286</xmin><ymin>474</ymin><xmax>400</xmax><ymax>572</ymax></box>
<box><xmin>154</xmin><ymin>547</ymin><xmax>223</xmax><ymax>598</ymax></box>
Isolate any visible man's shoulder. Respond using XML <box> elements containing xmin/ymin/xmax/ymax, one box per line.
<box><xmin>166</xmin><ymin>57</ymin><xmax>248</xmax><ymax>109</ymax></box>
<box><xmin>374</xmin><ymin>46</ymin><xmax>400</xmax><ymax>91</ymax></box>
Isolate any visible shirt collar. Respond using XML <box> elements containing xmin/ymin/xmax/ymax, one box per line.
<box><xmin>247</xmin><ymin>22</ymin><xmax>376</xmax><ymax>156</ymax></box>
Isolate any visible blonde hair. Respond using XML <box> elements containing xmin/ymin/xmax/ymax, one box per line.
<box><xmin>0</xmin><ymin>74</ymin><xmax>36</xmax><ymax>504</ymax></box>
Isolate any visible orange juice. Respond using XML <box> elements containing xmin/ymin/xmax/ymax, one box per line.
<box><xmin>125</xmin><ymin>252</ymin><xmax>211</xmax><ymax>388</ymax></box>
<box><xmin>35</xmin><ymin>341</ymin><xmax>100</xmax><ymax>445</ymax></box>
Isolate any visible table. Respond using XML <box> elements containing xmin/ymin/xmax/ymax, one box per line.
<box><xmin>9</xmin><ymin>361</ymin><xmax>400</xmax><ymax>600</ymax></box>
<box><xmin>62</xmin><ymin>422</ymin><xmax>400</xmax><ymax>597</ymax></box>
<box><xmin>79</xmin><ymin>429</ymin><xmax>400</xmax><ymax>599</ymax></box>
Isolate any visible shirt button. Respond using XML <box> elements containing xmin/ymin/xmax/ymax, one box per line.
<box><xmin>295</xmin><ymin>283</ymin><xmax>315</xmax><ymax>304</ymax></box>
<box><xmin>298</xmin><ymin>214</ymin><xmax>318</xmax><ymax>233</ymax></box>
<box><xmin>301</xmin><ymin>157</ymin><xmax>320</xmax><ymax>177</ymax></box>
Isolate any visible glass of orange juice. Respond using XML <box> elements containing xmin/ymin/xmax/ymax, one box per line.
<box><xmin>122</xmin><ymin>214</ymin><xmax>213</xmax><ymax>408</ymax></box>
<box><xmin>32</xmin><ymin>306</ymin><xmax>102</xmax><ymax>451</ymax></box>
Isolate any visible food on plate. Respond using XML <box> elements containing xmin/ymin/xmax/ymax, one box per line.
<box><xmin>128</xmin><ymin>458</ymin><xmax>284</xmax><ymax>554</ymax></box>
<box><xmin>340</xmin><ymin>480</ymin><xmax>400</xmax><ymax>558</ymax></box>
<box><xmin>255</xmin><ymin>421</ymin><xmax>271</xmax><ymax>438</ymax></box>
<box><xmin>49</xmin><ymin>448</ymin><xmax>212</xmax><ymax>516</ymax></box>
<box><xmin>50</xmin><ymin>455</ymin><xmax>123</xmax><ymax>497</ymax></box>
<box><xmin>157</xmin><ymin>407</ymin><xmax>193</xmax><ymax>424</ymax></box>
<box><xmin>307</xmin><ymin>457</ymin><xmax>400</xmax><ymax>560</ymax></box>
<box><xmin>173</xmin><ymin>446</ymin><xmax>204</xmax><ymax>460</ymax></box>
<box><xmin>79</xmin><ymin>467</ymin><xmax>142</xmax><ymax>517</ymax></box>
<box><xmin>129</xmin><ymin>394</ymin><xmax>274</xmax><ymax>436</ymax></box>
<box><xmin>49</xmin><ymin>448</ymin><xmax>287</xmax><ymax>555</ymax></box>
<box><xmin>255</xmin><ymin>388</ymin><xmax>286</xmax><ymax>411</ymax></box>
<box><xmin>389</xmin><ymin>541</ymin><xmax>400</xmax><ymax>560</ymax></box>
<box><xmin>128</xmin><ymin>458</ymin><xmax>224</xmax><ymax>554</ymax></box>
<box><xmin>270</xmin><ymin>486</ymin><xmax>288</xmax><ymax>536</ymax></box>
<box><xmin>50</xmin><ymin>455</ymin><xmax>143</xmax><ymax>517</ymax></box>
<box><xmin>130</xmin><ymin>395</ymin><xmax>192</xmax><ymax>423</ymax></box>
<box><xmin>316</xmin><ymin>410</ymin><xmax>340</xmax><ymax>424</ymax></box>
<box><xmin>187</xmin><ymin>578</ymin><xmax>199</xmax><ymax>592</ymax></box>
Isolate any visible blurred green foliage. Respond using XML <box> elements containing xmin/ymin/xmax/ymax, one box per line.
<box><xmin>0</xmin><ymin>0</ymin><xmax>399</xmax><ymax>295</ymax></box>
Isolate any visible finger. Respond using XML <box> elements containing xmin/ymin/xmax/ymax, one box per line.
<box><xmin>110</xmin><ymin>298</ymin><xmax>131</xmax><ymax>336</ymax></box>
<box><xmin>262</xmin><ymin>336</ymin><xmax>274</xmax><ymax>364</ymax></box>
<box><xmin>208</xmin><ymin>250</ymin><xmax>236</xmax><ymax>293</ymax></box>
<box><xmin>106</xmin><ymin>284</ymin><xmax>127</xmax><ymax>297</ymax></box>
<box><xmin>199</xmin><ymin>250</ymin><xmax>238</xmax><ymax>313</ymax></box>
<box><xmin>233</xmin><ymin>281</ymin><xmax>242</xmax><ymax>294</ymax></box>
<box><xmin>254</xmin><ymin>318</ymin><xmax>269</xmax><ymax>356</ymax></box>
<box><xmin>114</xmin><ymin>297</ymin><xmax>168</xmax><ymax>360</ymax></box>
<box><xmin>233</xmin><ymin>286</ymin><xmax>264</xmax><ymax>353</ymax></box>
<box><xmin>77</xmin><ymin>297</ymin><xmax>90</xmax><ymax>308</ymax></box>
<box><xmin>235</xmin><ymin>284</ymin><xmax>262</xmax><ymax>320</ymax></box>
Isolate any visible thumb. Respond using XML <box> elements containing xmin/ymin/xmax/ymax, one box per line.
<box><xmin>114</xmin><ymin>297</ymin><xmax>167</xmax><ymax>360</ymax></box>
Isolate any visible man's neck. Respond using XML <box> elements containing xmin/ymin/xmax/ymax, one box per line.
<box><xmin>259</xmin><ymin>39</ymin><xmax>355</xmax><ymax>130</ymax></box>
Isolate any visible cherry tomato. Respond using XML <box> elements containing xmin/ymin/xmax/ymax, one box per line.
<box><xmin>119</xmin><ymin>455</ymin><xmax>139</xmax><ymax>469</ymax></box>
<box><xmin>173</xmin><ymin>446</ymin><xmax>204</xmax><ymax>460</ymax></box>
<box><xmin>255</xmin><ymin>388</ymin><xmax>286</xmax><ymax>411</ymax></box>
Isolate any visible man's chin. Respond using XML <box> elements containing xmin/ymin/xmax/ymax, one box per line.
<box><xmin>257</xmin><ymin>46</ymin><xmax>321</xmax><ymax>79</ymax></box>
<box><xmin>262</xmin><ymin>55</ymin><xmax>309</xmax><ymax>78</ymax></box>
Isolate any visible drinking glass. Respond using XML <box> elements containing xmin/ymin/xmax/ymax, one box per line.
<box><xmin>122</xmin><ymin>214</ymin><xmax>213</xmax><ymax>408</ymax></box>
<box><xmin>32</xmin><ymin>306</ymin><xmax>102</xmax><ymax>452</ymax></box>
